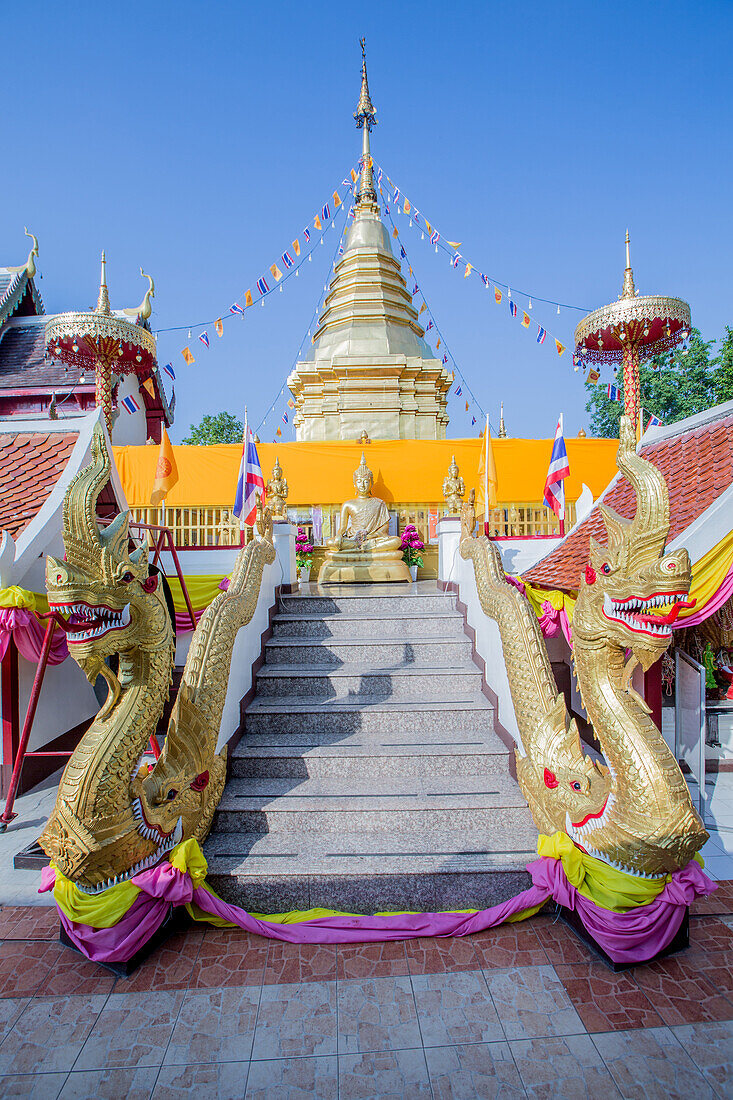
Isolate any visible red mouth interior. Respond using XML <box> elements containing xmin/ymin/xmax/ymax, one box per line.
<box><xmin>636</xmin><ymin>598</ymin><xmax>696</xmax><ymax>626</ymax></box>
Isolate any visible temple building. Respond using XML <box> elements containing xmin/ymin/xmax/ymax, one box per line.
<box><xmin>287</xmin><ymin>49</ymin><xmax>452</xmax><ymax>440</ymax></box>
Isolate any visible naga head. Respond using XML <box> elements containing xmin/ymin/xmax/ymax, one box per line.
<box><xmin>45</xmin><ymin>425</ymin><xmax>171</xmax><ymax>694</ymax></box>
<box><xmin>572</xmin><ymin>416</ymin><xmax>693</xmax><ymax>670</ymax></box>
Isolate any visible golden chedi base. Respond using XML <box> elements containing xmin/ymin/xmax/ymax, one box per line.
<box><xmin>318</xmin><ymin>548</ymin><xmax>411</xmax><ymax>584</ymax></box>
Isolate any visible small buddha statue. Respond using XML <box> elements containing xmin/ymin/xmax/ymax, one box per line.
<box><xmin>318</xmin><ymin>453</ymin><xmax>411</xmax><ymax>583</ymax></box>
<box><xmin>442</xmin><ymin>455</ymin><xmax>465</xmax><ymax>514</ymax></box>
<box><xmin>266</xmin><ymin>457</ymin><xmax>288</xmax><ymax>520</ymax></box>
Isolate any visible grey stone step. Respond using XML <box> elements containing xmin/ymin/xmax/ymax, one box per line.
<box><xmin>271</xmin><ymin>611</ymin><xmax>466</xmax><ymax>640</ymax></box>
<box><xmin>202</xmin><ymin>828</ymin><xmax>537</xmax><ymax>912</ymax></box>
<box><xmin>231</xmin><ymin>731</ymin><xmax>512</xmax><ymax>779</ymax></box>
<box><xmin>212</xmin><ymin>775</ymin><xmax>532</xmax><ymax>834</ymax></box>
<box><xmin>254</xmin><ymin>664</ymin><xmax>482</xmax><ymax>699</ymax></box>
<box><xmin>243</xmin><ymin>697</ymin><xmax>494</xmax><ymax>736</ymax></box>
<box><xmin>264</xmin><ymin>636</ymin><xmax>473</xmax><ymax>667</ymax></box>
<box><xmin>279</xmin><ymin>591</ymin><xmax>453</xmax><ymax>617</ymax></box>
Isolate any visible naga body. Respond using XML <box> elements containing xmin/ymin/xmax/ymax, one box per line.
<box><xmin>460</xmin><ymin>416</ymin><xmax>707</xmax><ymax>877</ymax></box>
<box><xmin>40</xmin><ymin>426</ymin><xmax>275</xmax><ymax>891</ymax></box>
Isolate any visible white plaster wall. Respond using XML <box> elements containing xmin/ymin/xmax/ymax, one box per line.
<box><xmin>19</xmin><ymin>653</ymin><xmax>99</xmax><ymax>754</ymax></box>
<box><xmin>110</xmin><ymin>375</ymin><xmax>149</xmax><ymax>445</ymax></box>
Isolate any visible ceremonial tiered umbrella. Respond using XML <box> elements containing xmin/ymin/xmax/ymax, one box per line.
<box><xmin>45</xmin><ymin>253</ymin><xmax>157</xmax><ymax>434</ymax></box>
<box><xmin>574</xmin><ymin>233</ymin><xmax>690</xmax><ymax>434</ymax></box>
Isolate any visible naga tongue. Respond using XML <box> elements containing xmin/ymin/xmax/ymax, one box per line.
<box><xmin>638</xmin><ymin>597</ymin><xmax>696</xmax><ymax>626</ymax></box>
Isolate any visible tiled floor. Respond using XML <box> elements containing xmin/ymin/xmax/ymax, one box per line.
<box><xmin>0</xmin><ymin>900</ymin><xmax>730</xmax><ymax>1098</ymax></box>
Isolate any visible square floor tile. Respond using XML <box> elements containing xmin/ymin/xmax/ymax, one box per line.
<box><xmin>153</xmin><ymin>1061</ymin><xmax>247</xmax><ymax>1098</ymax></box>
<box><xmin>555</xmin><ymin>962</ymin><xmax>664</xmax><ymax>1032</ymax></box>
<box><xmin>631</xmin><ymin>956</ymin><xmax>733</xmax><ymax>1025</ymax></box>
<box><xmin>470</xmin><ymin>921</ymin><xmax>550</xmax><ymax>969</ymax></box>
<box><xmin>164</xmin><ymin>985</ymin><xmax>259</xmax><ymax>1065</ymax></box>
<box><xmin>0</xmin><ymin>907</ymin><xmax>58</xmax><ymax>941</ymax></box>
<box><xmin>253</xmin><ymin>981</ymin><xmax>337</xmax><ymax>1059</ymax></box>
<box><xmin>0</xmin><ymin>999</ymin><xmax>30</xmax><ymax>1046</ymax></box>
<box><xmin>58</xmin><ymin>1066</ymin><xmax>158</xmax><ymax>1099</ymax></box>
<box><xmin>74</xmin><ymin>990</ymin><xmax>183</xmax><ymax>1070</ymax></box>
<box><xmin>404</xmin><ymin>935</ymin><xmax>479</xmax><ymax>975</ymax></box>
<box><xmin>193</xmin><ymin>930</ymin><xmax>268</xmax><ymax>990</ymax></box>
<box><xmin>0</xmin><ymin>1073</ymin><xmax>67</xmax><ymax>1099</ymax></box>
<box><xmin>116</xmin><ymin>931</ymin><xmax>204</xmax><ymax>994</ymax></box>
<box><xmin>484</xmin><ymin>965</ymin><xmax>585</xmax><ymax>1040</ymax></box>
<box><xmin>263</xmin><ymin>942</ymin><xmax>337</xmax><ymax>985</ymax></box>
<box><xmin>424</xmin><ymin>1042</ymin><xmax>525</xmax><ymax>1099</ymax></box>
<box><xmin>35</xmin><ymin>941</ymin><xmax>115</xmax><ymax>997</ymax></box>
<box><xmin>246</xmin><ymin>1055</ymin><xmax>337</xmax><ymax>1098</ymax></box>
<box><xmin>672</xmin><ymin>1020</ymin><xmax>733</xmax><ymax>1095</ymax></box>
<box><xmin>337</xmin><ymin>941</ymin><xmax>408</xmax><ymax>980</ymax></box>
<box><xmin>510</xmin><ymin>1033</ymin><xmax>620</xmax><ymax>1097</ymax></box>
<box><xmin>533</xmin><ymin>919</ymin><xmax>598</xmax><ymax>966</ymax></box>
<box><xmin>411</xmin><ymin>970</ymin><xmax>503</xmax><ymax>1046</ymax></box>
<box><xmin>592</xmin><ymin>1026</ymin><xmax>715</xmax><ymax>1099</ymax></box>
<box><xmin>0</xmin><ymin>995</ymin><xmax>106</xmax><ymax>1075</ymax></box>
<box><xmin>339</xmin><ymin>1049</ymin><xmax>430</xmax><ymax>1098</ymax></box>
<box><xmin>337</xmin><ymin>975</ymin><xmax>421</xmax><ymax>1054</ymax></box>
<box><xmin>0</xmin><ymin>941</ymin><xmax>57</xmax><ymax>998</ymax></box>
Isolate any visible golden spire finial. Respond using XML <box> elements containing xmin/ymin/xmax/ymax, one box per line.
<box><xmin>498</xmin><ymin>402</ymin><xmax>507</xmax><ymax>438</ymax></box>
<box><xmin>96</xmin><ymin>250</ymin><xmax>111</xmax><ymax>314</ymax></box>
<box><xmin>620</xmin><ymin>229</ymin><xmax>637</xmax><ymax>300</ymax></box>
<box><xmin>354</xmin><ymin>38</ymin><xmax>378</xmax><ymax>209</ymax></box>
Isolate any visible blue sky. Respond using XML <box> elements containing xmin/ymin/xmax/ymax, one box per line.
<box><xmin>4</xmin><ymin>1</ymin><xmax>731</xmax><ymax>440</ymax></box>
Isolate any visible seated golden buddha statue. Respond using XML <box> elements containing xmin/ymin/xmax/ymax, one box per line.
<box><xmin>318</xmin><ymin>453</ymin><xmax>411</xmax><ymax>584</ymax></box>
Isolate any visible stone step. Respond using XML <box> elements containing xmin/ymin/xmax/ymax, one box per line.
<box><xmin>271</xmin><ymin>611</ymin><xmax>466</xmax><ymax>640</ymax></box>
<box><xmin>203</xmin><ymin>827</ymin><xmax>537</xmax><ymax>912</ymax></box>
<box><xmin>279</xmin><ymin>590</ymin><xmax>454</xmax><ymax>617</ymax></box>
<box><xmin>243</xmin><ymin>697</ymin><xmax>494</xmax><ymax>736</ymax></box>
<box><xmin>212</xmin><ymin>775</ymin><xmax>531</xmax><ymax>834</ymax></box>
<box><xmin>254</xmin><ymin>664</ymin><xmax>483</xmax><ymax>699</ymax></box>
<box><xmin>264</xmin><ymin>636</ymin><xmax>473</xmax><ymax>667</ymax></box>
<box><xmin>231</xmin><ymin>731</ymin><xmax>512</xmax><ymax>779</ymax></box>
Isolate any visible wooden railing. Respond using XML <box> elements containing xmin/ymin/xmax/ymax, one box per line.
<box><xmin>128</xmin><ymin>501</ymin><xmax>574</xmax><ymax>550</ymax></box>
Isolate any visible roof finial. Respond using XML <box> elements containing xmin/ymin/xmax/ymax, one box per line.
<box><xmin>5</xmin><ymin>228</ymin><xmax>39</xmax><ymax>278</ymax></box>
<box><xmin>498</xmin><ymin>401</ymin><xmax>507</xmax><ymax>438</ymax></box>
<box><xmin>96</xmin><ymin>250</ymin><xmax>111</xmax><ymax>314</ymax></box>
<box><xmin>122</xmin><ymin>267</ymin><xmax>155</xmax><ymax>321</ymax></box>
<box><xmin>354</xmin><ymin>38</ymin><xmax>378</xmax><ymax>209</ymax></box>
<box><xmin>620</xmin><ymin>229</ymin><xmax>637</xmax><ymax>300</ymax></box>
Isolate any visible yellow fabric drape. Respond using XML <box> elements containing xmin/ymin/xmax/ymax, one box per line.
<box><xmin>520</xmin><ymin>581</ymin><xmax>577</xmax><ymax>623</ymax></box>
<box><xmin>114</xmin><ymin>438</ymin><xmax>619</xmax><ymax>509</ymax></box>
<box><xmin>678</xmin><ymin>529</ymin><xmax>733</xmax><ymax>622</ymax></box>
<box><xmin>0</xmin><ymin>586</ymin><xmax>46</xmax><ymax>611</ymax></box>
<box><xmin>166</xmin><ymin>575</ymin><xmax>227</xmax><ymax>614</ymax></box>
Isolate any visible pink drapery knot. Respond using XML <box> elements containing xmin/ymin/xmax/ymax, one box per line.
<box><xmin>505</xmin><ymin>574</ymin><xmax>526</xmax><ymax>596</ymax></box>
<box><xmin>537</xmin><ymin>600</ymin><xmax>562</xmax><ymax>638</ymax></box>
<box><xmin>0</xmin><ymin>608</ymin><xmax>68</xmax><ymax>665</ymax></box>
<box><xmin>218</xmin><ymin>578</ymin><xmax>231</xmax><ymax>591</ymax></box>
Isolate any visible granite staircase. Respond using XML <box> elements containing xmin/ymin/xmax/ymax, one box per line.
<box><xmin>204</xmin><ymin>583</ymin><xmax>537</xmax><ymax>912</ymax></box>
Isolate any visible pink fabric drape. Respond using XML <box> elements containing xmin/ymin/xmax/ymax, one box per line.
<box><xmin>675</xmin><ymin>563</ymin><xmax>733</xmax><ymax>630</ymax></box>
<box><xmin>40</xmin><ymin>854</ymin><xmax>716</xmax><ymax>966</ymax></box>
<box><xmin>0</xmin><ymin>609</ymin><xmax>68</xmax><ymax>665</ymax></box>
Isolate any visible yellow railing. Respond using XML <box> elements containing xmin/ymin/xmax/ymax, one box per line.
<box><xmin>128</xmin><ymin>501</ymin><xmax>574</xmax><ymax>549</ymax></box>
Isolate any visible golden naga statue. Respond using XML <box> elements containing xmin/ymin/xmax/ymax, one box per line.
<box><xmin>319</xmin><ymin>452</ymin><xmax>410</xmax><ymax>583</ymax></box>
<box><xmin>39</xmin><ymin>426</ymin><xmax>276</xmax><ymax>892</ymax></box>
<box><xmin>442</xmin><ymin>455</ymin><xmax>465</xmax><ymax>514</ymax></box>
<box><xmin>266</xmin><ymin>457</ymin><xmax>288</xmax><ymax>520</ymax></box>
<box><xmin>460</xmin><ymin>416</ymin><xmax>707</xmax><ymax>877</ymax></box>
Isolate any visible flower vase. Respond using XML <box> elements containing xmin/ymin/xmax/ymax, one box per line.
<box><xmin>299</xmin><ymin>566</ymin><xmax>311</xmax><ymax>584</ymax></box>
<box><xmin>409</xmin><ymin>564</ymin><xmax>418</xmax><ymax>582</ymax></box>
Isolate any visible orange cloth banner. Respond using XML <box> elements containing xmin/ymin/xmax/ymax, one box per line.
<box><xmin>114</xmin><ymin>438</ymin><xmax>618</xmax><ymax>509</ymax></box>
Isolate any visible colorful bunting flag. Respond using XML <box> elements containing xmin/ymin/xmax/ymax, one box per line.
<box><xmin>442</xmin><ymin>354</ymin><xmax>449</xmax><ymax>364</ymax></box>
<box><xmin>163</xmin><ymin>363</ymin><xmax>175</xmax><ymax>381</ymax></box>
<box><xmin>451</xmin><ymin>254</ymin><xmax>460</xmax><ymax>268</ymax></box>
<box><xmin>426</xmin><ymin>320</ymin><xmax>434</xmax><ymax>331</ymax></box>
<box><xmin>647</xmin><ymin>414</ymin><xmax>662</xmax><ymax>428</ymax></box>
<box><xmin>287</xmin><ymin>398</ymin><xmax>295</xmax><ymax>409</ymax></box>
<box><xmin>472</xmin><ymin>416</ymin><xmax>477</xmax><ymax>426</ymax></box>
<box><xmin>230</xmin><ymin>302</ymin><xmax>244</xmax><ymax>315</ymax></box>
<box><xmin>276</xmin><ymin>426</ymin><xmax>282</xmax><ymax>437</ymax></box>
<box><xmin>393</xmin><ymin>188</ymin><xmax>400</xmax><ymax>206</ymax></box>
<box><xmin>350</xmin><ymin>168</ymin><xmax>357</xmax><ymax>183</ymax></box>
<box><xmin>181</xmin><ymin>347</ymin><xmax>195</xmax><ymax>365</ymax></box>
<box><xmin>245</xmin><ymin>290</ymin><xmax>253</xmax><ymax>308</ymax></box>
<box><xmin>465</xmin><ymin>400</ymin><xmax>469</xmax><ymax>412</ymax></box>
<box><xmin>121</xmin><ymin>394</ymin><xmax>140</xmax><ymax>414</ymax></box>
<box><xmin>419</xmin><ymin>302</ymin><xmax>427</xmax><ymax>314</ymax></box>
<box><xmin>555</xmin><ymin>339</ymin><xmax>566</xmax><ymax>356</ymax></box>
<box><xmin>270</xmin><ymin>263</ymin><xmax>283</xmax><ymax>282</ymax></box>
<box><xmin>392</xmin><ymin>227</ymin><xmax>399</xmax><ymax>238</ymax></box>
<box><xmin>332</xmin><ymin>190</ymin><xmax>342</xmax><ymax>208</ymax></box>
<box><xmin>464</xmin><ymin>263</ymin><xmax>472</xmax><ymax>278</ymax></box>
<box><xmin>282</xmin><ymin>412</ymin><xmax>289</xmax><ymax>424</ymax></box>
<box><xmin>537</xmin><ymin>326</ymin><xmax>547</xmax><ymax>344</ymax></box>
<box><xmin>199</xmin><ymin>331</ymin><xmax>210</xmax><ymax>347</ymax></box>
<box><xmin>430</xmin><ymin>230</ymin><xmax>440</xmax><ymax>245</ymax></box>
<box><xmin>447</xmin><ymin>240</ymin><xmax>462</xmax><ymax>249</ymax></box>
<box><xmin>588</xmin><ymin>368</ymin><xmax>600</xmax><ymax>384</ymax></box>
<box><xmin>607</xmin><ymin>383</ymin><xmax>621</xmax><ymax>402</ymax></box>
<box><xmin>521</xmin><ymin>312</ymin><xmax>530</xmax><ymax>328</ymax></box>
<box><xmin>509</xmin><ymin>301</ymin><xmax>518</xmax><ymax>318</ymax></box>
<box><xmin>257</xmin><ymin>277</ymin><xmax>269</xmax><ymax>296</ymax></box>
<box><xmin>455</xmin><ymin>386</ymin><xmax>462</xmax><ymax>396</ymax></box>
<box><xmin>303</xmin><ymin>227</ymin><xmax>311</xmax><ymax>243</ymax></box>
<box><xmin>412</xmin><ymin>283</ymin><xmax>419</xmax><ymax>294</ymax></box>
<box><xmin>292</xmin><ymin>239</ymin><xmax>301</xmax><ymax>257</ymax></box>
<box><xmin>436</xmin><ymin>338</ymin><xmax>441</xmax><ymax>349</ymax></box>
<box><xmin>494</xmin><ymin>287</ymin><xmax>502</xmax><ymax>303</ymax></box>
<box><xmin>321</xmin><ymin>203</ymin><xmax>330</xmax><ymax>222</ymax></box>
<box><xmin>141</xmin><ymin>377</ymin><xmax>155</xmax><ymax>398</ymax></box>
<box><xmin>215</xmin><ymin>318</ymin><xmax>224</xmax><ymax>337</ymax></box>
<box><xmin>282</xmin><ymin>251</ymin><xmax>294</xmax><ymax>269</ymax></box>
<box><xmin>403</xmin><ymin>198</ymin><xmax>411</xmax><ymax>215</ymax></box>
<box><xmin>314</xmin><ymin>214</ymin><xmax>323</xmax><ymax>231</ymax></box>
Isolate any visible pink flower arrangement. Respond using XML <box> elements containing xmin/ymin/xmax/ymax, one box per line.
<box><xmin>295</xmin><ymin>526</ymin><xmax>315</xmax><ymax>570</ymax></box>
<box><xmin>400</xmin><ymin>524</ymin><xmax>425</xmax><ymax>568</ymax></box>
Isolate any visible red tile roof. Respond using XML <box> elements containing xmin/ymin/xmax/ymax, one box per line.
<box><xmin>0</xmin><ymin>431</ymin><xmax>78</xmax><ymax>539</ymax></box>
<box><xmin>524</xmin><ymin>409</ymin><xmax>733</xmax><ymax>592</ymax></box>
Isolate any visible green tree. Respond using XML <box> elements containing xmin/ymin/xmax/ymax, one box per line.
<box><xmin>585</xmin><ymin>328</ymin><xmax>721</xmax><ymax>436</ymax></box>
<box><xmin>182</xmin><ymin>411</ymin><xmax>243</xmax><ymax>445</ymax></box>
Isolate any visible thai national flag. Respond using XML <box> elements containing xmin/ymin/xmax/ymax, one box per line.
<box><xmin>451</xmin><ymin>254</ymin><xmax>460</xmax><ymax>268</ymax></box>
<box><xmin>233</xmin><ymin>415</ymin><xmax>265</xmax><ymax>528</ymax></box>
<box><xmin>230</xmin><ymin>302</ymin><xmax>244</xmax><ymax>315</ymax></box>
<box><xmin>321</xmin><ymin>203</ymin><xmax>330</xmax><ymax>222</ymax></box>
<box><xmin>282</xmin><ymin>412</ymin><xmax>288</xmax><ymax>424</ymax></box>
<box><xmin>393</xmin><ymin>188</ymin><xmax>400</xmax><ymax>206</ymax></box>
<box><xmin>282</xmin><ymin>251</ymin><xmax>294</xmax><ymax>269</ymax></box>
<box><xmin>303</xmin><ymin>227</ymin><xmax>311</xmax><ymax>243</ymax></box>
<box><xmin>121</xmin><ymin>395</ymin><xmax>140</xmax><ymax>414</ymax></box>
<box><xmin>442</xmin><ymin>354</ymin><xmax>449</xmax><ymax>364</ymax></box>
<box><xmin>430</xmin><ymin>231</ymin><xmax>440</xmax><ymax>245</ymax></box>
<box><xmin>412</xmin><ymin>283</ymin><xmax>418</xmax><ymax>294</ymax></box>
<box><xmin>537</xmin><ymin>326</ymin><xmax>547</xmax><ymax>344</ymax></box>
<box><xmin>472</xmin><ymin>416</ymin><xmax>477</xmax><ymax>426</ymax></box>
<box><xmin>163</xmin><ymin>364</ymin><xmax>175</xmax><ymax>381</ymax></box>
<box><xmin>543</xmin><ymin>414</ymin><xmax>571</xmax><ymax>520</ymax></box>
<box><xmin>199</xmin><ymin>331</ymin><xmax>210</xmax><ymax>347</ymax></box>
<box><xmin>426</xmin><ymin>320</ymin><xmax>434</xmax><ymax>332</ymax></box>
<box><xmin>256</xmin><ymin>277</ymin><xmax>269</xmax><ymax>296</ymax></box>
<box><xmin>509</xmin><ymin>301</ymin><xmax>518</xmax><ymax>318</ymax></box>
<box><xmin>455</xmin><ymin>386</ymin><xmax>462</xmax><ymax>396</ymax></box>
<box><xmin>647</xmin><ymin>414</ymin><xmax>662</xmax><ymax>428</ymax></box>
<box><xmin>607</xmin><ymin>383</ymin><xmax>621</xmax><ymax>402</ymax></box>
